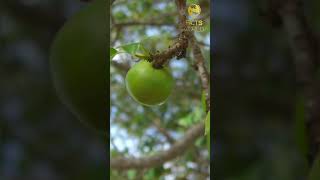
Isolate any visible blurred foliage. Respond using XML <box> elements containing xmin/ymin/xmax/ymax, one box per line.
<box><xmin>110</xmin><ymin>0</ymin><xmax>210</xmax><ymax>179</ymax></box>
<box><xmin>213</xmin><ymin>0</ymin><xmax>320</xmax><ymax>179</ymax></box>
<box><xmin>309</xmin><ymin>154</ymin><xmax>320</xmax><ymax>180</ymax></box>
<box><xmin>0</xmin><ymin>0</ymin><xmax>106</xmax><ymax>179</ymax></box>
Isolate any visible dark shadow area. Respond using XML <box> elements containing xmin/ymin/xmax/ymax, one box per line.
<box><xmin>0</xmin><ymin>1</ymin><xmax>107</xmax><ymax>179</ymax></box>
<box><xmin>212</xmin><ymin>0</ymin><xmax>319</xmax><ymax>179</ymax></box>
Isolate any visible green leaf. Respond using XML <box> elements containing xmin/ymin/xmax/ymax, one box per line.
<box><xmin>120</xmin><ymin>43</ymin><xmax>147</xmax><ymax>55</ymax></box>
<box><xmin>294</xmin><ymin>94</ymin><xmax>308</xmax><ymax>156</ymax></box>
<box><xmin>187</xmin><ymin>0</ymin><xmax>199</xmax><ymax>4</ymax></box>
<box><xmin>309</xmin><ymin>153</ymin><xmax>320</xmax><ymax>180</ymax></box>
<box><xmin>195</xmin><ymin>136</ymin><xmax>205</xmax><ymax>146</ymax></box>
<box><xmin>207</xmin><ymin>128</ymin><xmax>210</xmax><ymax>156</ymax></box>
<box><xmin>205</xmin><ymin>111</ymin><xmax>210</xmax><ymax>135</ymax></box>
<box><xmin>110</xmin><ymin>47</ymin><xmax>118</xmax><ymax>60</ymax></box>
<box><xmin>134</xmin><ymin>52</ymin><xmax>151</xmax><ymax>61</ymax></box>
<box><xmin>178</xmin><ymin>113</ymin><xmax>193</xmax><ymax>127</ymax></box>
<box><xmin>145</xmin><ymin>169</ymin><xmax>156</xmax><ymax>179</ymax></box>
<box><xmin>118</xmin><ymin>43</ymin><xmax>140</xmax><ymax>54</ymax></box>
<box><xmin>178</xmin><ymin>107</ymin><xmax>203</xmax><ymax>127</ymax></box>
<box><xmin>201</xmin><ymin>91</ymin><xmax>207</xmax><ymax>112</ymax></box>
<box><xmin>127</xmin><ymin>170</ymin><xmax>136</xmax><ymax>180</ymax></box>
<box><xmin>117</xmin><ymin>43</ymin><xmax>150</xmax><ymax>60</ymax></box>
<box><xmin>193</xmin><ymin>106</ymin><xmax>203</xmax><ymax>121</ymax></box>
<box><xmin>205</xmin><ymin>111</ymin><xmax>210</xmax><ymax>154</ymax></box>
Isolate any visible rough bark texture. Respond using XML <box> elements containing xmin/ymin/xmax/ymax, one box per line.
<box><xmin>191</xmin><ymin>36</ymin><xmax>211</xmax><ymax>111</ymax></box>
<box><xmin>151</xmin><ymin>0</ymin><xmax>191</xmax><ymax>69</ymax></box>
<box><xmin>151</xmin><ymin>32</ymin><xmax>190</xmax><ymax>68</ymax></box>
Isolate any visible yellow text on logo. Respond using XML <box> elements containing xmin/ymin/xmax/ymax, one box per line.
<box><xmin>186</xmin><ymin>20</ymin><xmax>203</xmax><ymax>26</ymax></box>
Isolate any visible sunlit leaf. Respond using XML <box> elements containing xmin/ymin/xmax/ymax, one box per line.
<box><xmin>110</xmin><ymin>47</ymin><xmax>118</xmax><ymax>60</ymax></box>
<box><xmin>205</xmin><ymin>111</ymin><xmax>210</xmax><ymax>155</ymax></box>
<box><xmin>178</xmin><ymin>107</ymin><xmax>203</xmax><ymax>127</ymax></box>
<box><xmin>205</xmin><ymin>111</ymin><xmax>210</xmax><ymax>135</ymax></box>
<box><xmin>201</xmin><ymin>90</ymin><xmax>207</xmax><ymax>112</ymax></box>
<box><xmin>117</xmin><ymin>42</ymin><xmax>150</xmax><ymax>60</ymax></box>
<box><xmin>145</xmin><ymin>169</ymin><xmax>156</xmax><ymax>179</ymax></box>
<box><xmin>195</xmin><ymin>136</ymin><xmax>205</xmax><ymax>146</ymax></box>
<box><xmin>207</xmin><ymin>127</ymin><xmax>210</xmax><ymax>156</ymax></box>
<box><xmin>118</xmin><ymin>43</ymin><xmax>141</xmax><ymax>55</ymax></box>
<box><xmin>127</xmin><ymin>170</ymin><xmax>136</xmax><ymax>180</ymax></box>
<box><xmin>178</xmin><ymin>113</ymin><xmax>193</xmax><ymax>127</ymax></box>
<box><xmin>187</xmin><ymin>0</ymin><xmax>199</xmax><ymax>5</ymax></box>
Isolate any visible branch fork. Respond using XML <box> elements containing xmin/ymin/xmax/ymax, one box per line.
<box><xmin>151</xmin><ymin>31</ymin><xmax>190</xmax><ymax>69</ymax></box>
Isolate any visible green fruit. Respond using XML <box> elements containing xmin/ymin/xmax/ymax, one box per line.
<box><xmin>125</xmin><ymin>60</ymin><xmax>174</xmax><ymax>106</ymax></box>
<box><xmin>50</xmin><ymin>0</ymin><xmax>107</xmax><ymax>132</ymax></box>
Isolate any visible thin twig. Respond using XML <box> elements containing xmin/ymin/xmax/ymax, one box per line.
<box><xmin>152</xmin><ymin>118</ymin><xmax>175</xmax><ymax>144</ymax></box>
<box><xmin>191</xmin><ymin>35</ymin><xmax>210</xmax><ymax>111</ymax></box>
<box><xmin>111</xmin><ymin>138</ymin><xmax>121</xmax><ymax>152</ymax></box>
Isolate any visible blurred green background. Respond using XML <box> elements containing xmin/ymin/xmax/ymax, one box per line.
<box><xmin>213</xmin><ymin>0</ymin><xmax>320</xmax><ymax>179</ymax></box>
<box><xmin>0</xmin><ymin>1</ymin><xmax>107</xmax><ymax>179</ymax></box>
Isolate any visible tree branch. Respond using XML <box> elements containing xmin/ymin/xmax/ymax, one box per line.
<box><xmin>191</xmin><ymin>36</ymin><xmax>211</xmax><ymax>111</ymax></box>
<box><xmin>151</xmin><ymin>32</ymin><xmax>190</xmax><ymax>68</ymax></box>
<box><xmin>270</xmin><ymin>0</ymin><xmax>320</xmax><ymax>165</ymax></box>
<box><xmin>197</xmin><ymin>41</ymin><xmax>210</xmax><ymax>47</ymax></box>
<box><xmin>110</xmin><ymin>122</ymin><xmax>205</xmax><ymax>170</ymax></box>
<box><xmin>152</xmin><ymin>118</ymin><xmax>175</xmax><ymax>144</ymax></box>
<box><xmin>111</xmin><ymin>0</ymin><xmax>209</xmax><ymax>170</ymax></box>
<box><xmin>114</xmin><ymin>21</ymin><xmax>174</xmax><ymax>27</ymax></box>
<box><xmin>151</xmin><ymin>0</ymin><xmax>191</xmax><ymax>69</ymax></box>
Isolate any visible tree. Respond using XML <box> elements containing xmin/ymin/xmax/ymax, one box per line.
<box><xmin>110</xmin><ymin>0</ymin><xmax>210</xmax><ymax>179</ymax></box>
